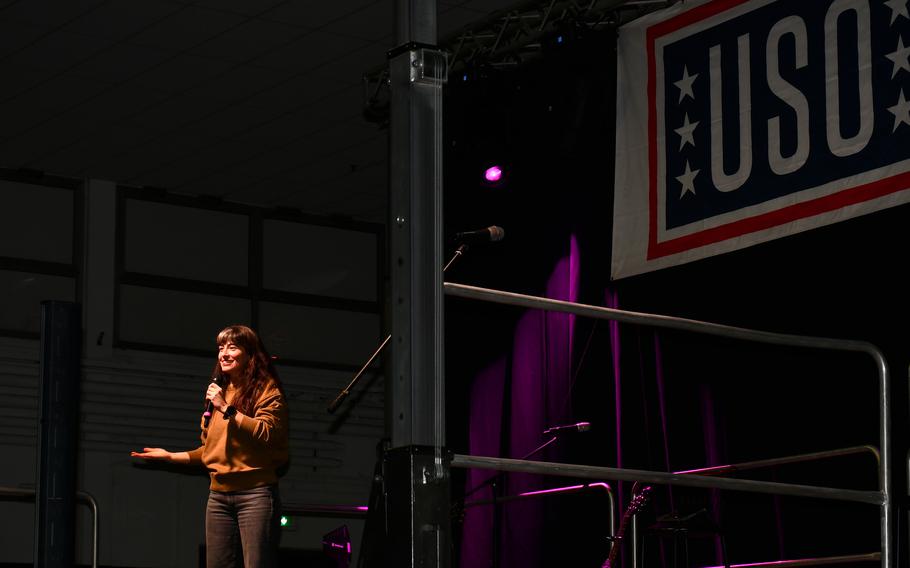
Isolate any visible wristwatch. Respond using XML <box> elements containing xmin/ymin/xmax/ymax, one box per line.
<box><xmin>223</xmin><ymin>405</ymin><xmax>237</xmax><ymax>419</ymax></box>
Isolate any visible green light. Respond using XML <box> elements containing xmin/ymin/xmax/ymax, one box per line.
<box><xmin>280</xmin><ymin>515</ymin><xmax>291</xmax><ymax>528</ymax></box>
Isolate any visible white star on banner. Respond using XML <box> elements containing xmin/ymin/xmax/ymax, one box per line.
<box><xmin>676</xmin><ymin>160</ymin><xmax>699</xmax><ymax>198</ymax></box>
<box><xmin>885</xmin><ymin>0</ymin><xmax>909</xmax><ymax>25</ymax></box>
<box><xmin>674</xmin><ymin>66</ymin><xmax>698</xmax><ymax>103</ymax></box>
<box><xmin>888</xmin><ymin>89</ymin><xmax>910</xmax><ymax>130</ymax></box>
<box><xmin>886</xmin><ymin>36</ymin><xmax>910</xmax><ymax>77</ymax></box>
<box><xmin>674</xmin><ymin>113</ymin><xmax>699</xmax><ymax>150</ymax></box>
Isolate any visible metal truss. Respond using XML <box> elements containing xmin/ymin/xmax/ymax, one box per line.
<box><xmin>362</xmin><ymin>0</ymin><xmax>677</xmax><ymax>124</ymax></box>
<box><xmin>443</xmin><ymin>0</ymin><xmax>674</xmax><ymax>72</ymax></box>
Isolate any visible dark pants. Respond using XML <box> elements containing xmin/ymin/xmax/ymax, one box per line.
<box><xmin>206</xmin><ymin>485</ymin><xmax>281</xmax><ymax>568</ymax></box>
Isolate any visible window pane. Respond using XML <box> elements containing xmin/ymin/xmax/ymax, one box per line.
<box><xmin>0</xmin><ymin>181</ymin><xmax>74</xmax><ymax>264</ymax></box>
<box><xmin>119</xmin><ymin>285</ymin><xmax>251</xmax><ymax>350</ymax></box>
<box><xmin>263</xmin><ymin>220</ymin><xmax>377</xmax><ymax>301</ymax></box>
<box><xmin>259</xmin><ymin>302</ymin><xmax>380</xmax><ymax>366</ymax></box>
<box><xmin>124</xmin><ymin>199</ymin><xmax>248</xmax><ymax>285</ymax></box>
<box><xmin>0</xmin><ymin>270</ymin><xmax>75</xmax><ymax>333</ymax></box>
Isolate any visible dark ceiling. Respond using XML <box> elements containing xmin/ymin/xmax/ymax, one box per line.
<box><xmin>0</xmin><ymin>0</ymin><xmax>664</xmax><ymax>223</ymax></box>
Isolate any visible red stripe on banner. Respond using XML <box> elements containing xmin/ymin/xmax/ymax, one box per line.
<box><xmin>649</xmin><ymin>172</ymin><xmax>910</xmax><ymax>258</ymax></box>
<box><xmin>645</xmin><ymin>0</ymin><xmax>762</xmax><ymax>260</ymax></box>
<box><xmin>646</xmin><ymin>24</ymin><xmax>659</xmax><ymax>255</ymax></box>
<box><xmin>650</xmin><ymin>0</ymin><xmax>751</xmax><ymax>38</ymax></box>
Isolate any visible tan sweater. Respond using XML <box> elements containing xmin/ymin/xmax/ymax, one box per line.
<box><xmin>186</xmin><ymin>379</ymin><xmax>289</xmax><ymax>492</ymax></box>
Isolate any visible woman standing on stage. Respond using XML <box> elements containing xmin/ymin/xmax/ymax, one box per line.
<box><xmin>132</xmin><ymin>324</ymin><xmax>290</xmax><ymax>568</ymax></box>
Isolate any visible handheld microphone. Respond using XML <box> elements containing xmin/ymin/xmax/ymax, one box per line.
<box><xmin>542</xmin><ymin>421</ymin><xmax>591</xmax><ymax>436</ymax></box>
<box><xmin>203</xmin><ymin>374</ymin><xmax>222</xmax><ymax>428</ymax></box>
<box><xmin>454</xmin><ymin>225</ymin><xmax>505</xmax><ymax>244</ymax></box>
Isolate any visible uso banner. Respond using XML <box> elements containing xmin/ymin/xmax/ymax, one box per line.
<box><xmin>612</xmin><ymin>0</ymin><xmax>910</xmax><ymax>279</ymax></box>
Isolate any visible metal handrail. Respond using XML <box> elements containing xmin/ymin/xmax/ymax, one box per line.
<box><xmin>443</xmin><ymin>282</ymin><xmax>892</xmax><ymax>568</ymax></box>
<box><xmin>282</xmin><ymin>484</ymin><xmax>616</xmax><ymax>539</ymax></box>
<box><xmin>672</xmin><ymin>446</ymin><xmax>883</xmax><ymax>568</ymax></box>
<box><xmin>281</xmin><ymin>503</ymin><xmax>370</xmax><ymax>519</ymax></box>
<box><xmin>675</xmin><ymin>445</ymin><xmax>881</xmax><ymax>476</ymax></box>
<box><xmin>463</xmin><ymin>481</ymin><xmax>615</xmax><ymax>538</ymax></box>
<box><xmin>450</xmin><ymin>455</ymin><xmax>883</xmax><ymax>504</ymax></box>
<box><xmin>0</xmin><ymin>486</ymin><xmax>99</xmax><ymax>568</ymax></box>
<box><xmin>701</xmin><ymin>552</ymin><xmax>880</xmax><ymax>567</ymax></box>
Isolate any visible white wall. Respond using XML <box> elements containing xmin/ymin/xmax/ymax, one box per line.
<box><xmin>0</xmin><ymin>177</ymin><xmax>385</xmax><ymax>567</ymax></box>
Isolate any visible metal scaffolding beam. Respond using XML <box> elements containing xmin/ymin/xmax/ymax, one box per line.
<box><xmin>363</xmin><ymin>0</ymin><xmax>676</xmax><ymax>124</ymax></box>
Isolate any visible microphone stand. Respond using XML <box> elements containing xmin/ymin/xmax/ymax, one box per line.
<box><xmin>443</xmin><ymin>243</ymin><xmax>466</xmax><ymax>272</ymax></box>
<box><xmin>462</xmin><ymin>435</ymin><xmax>557</xmax><ymax>499</ymax></box>
<box><xmin>326</xmin><ymin>244</ymin><xmax>469</xmax><ymax>414</ymax></box>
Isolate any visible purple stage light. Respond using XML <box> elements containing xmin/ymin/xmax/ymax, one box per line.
<box><xmin>321</xmin><ymin>524</ymin><xmax>352</xmax><ymax>568</ymax></box>
<box><xmin>484</xmin><ymin>165</ymin><xmax>503</xmax><ymax>183</ymax></box>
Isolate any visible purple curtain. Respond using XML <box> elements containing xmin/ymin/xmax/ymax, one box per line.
<box><xmin>460</xmin><ymin>236</ymin><xmax>580</xmax><ymax>568</ymax></box>
<box><xmin>461</xmin><ymin>356</ymin><xmax>509</xmax><ymax>568</ymax></box>
<box><xmin>458</xmin><ymin>238</ymin><xmax>738</xmax><ymax>566</ymax></box>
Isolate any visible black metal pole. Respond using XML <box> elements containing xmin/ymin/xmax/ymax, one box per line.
<box><xmin>35</xmin><ymin>301</ymin><xmax>82</xmax><ymax>568</ymax></box>
<box><xmin>385</xmin><ymin>0</ymin><xmax>449</xmax><ymax>565</ymax></box>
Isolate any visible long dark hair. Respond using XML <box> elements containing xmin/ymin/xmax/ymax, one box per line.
<box><xmin>211</xmin><ymin>324</ymin><xmax>284</xmax><ymax>416</ymax></box>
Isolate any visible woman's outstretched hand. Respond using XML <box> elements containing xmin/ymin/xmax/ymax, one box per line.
<box><xmin>131</xmin><ymin>447</ymin><xmax>192</xmax><ymax>464</ymax></box>
<box><xmin>131</xmin><ymin>447</ymin><xmax>173</xmax><ymax>461</ymax></box>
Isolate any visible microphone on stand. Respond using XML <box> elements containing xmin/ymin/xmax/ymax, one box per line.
<box><xmin>454</xmin><ymin>225</ymin><xmax>505</xmax><ymax>245</ymax></box>
<box><xmin>203</xmin><ymin>374</ymin><xmax>223</xmax><ymax>428</ymax></box>
<box><xmin>542</xmin><ymin>421</ymin><xmax>592</xmax><ymax>436</ymax></box>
